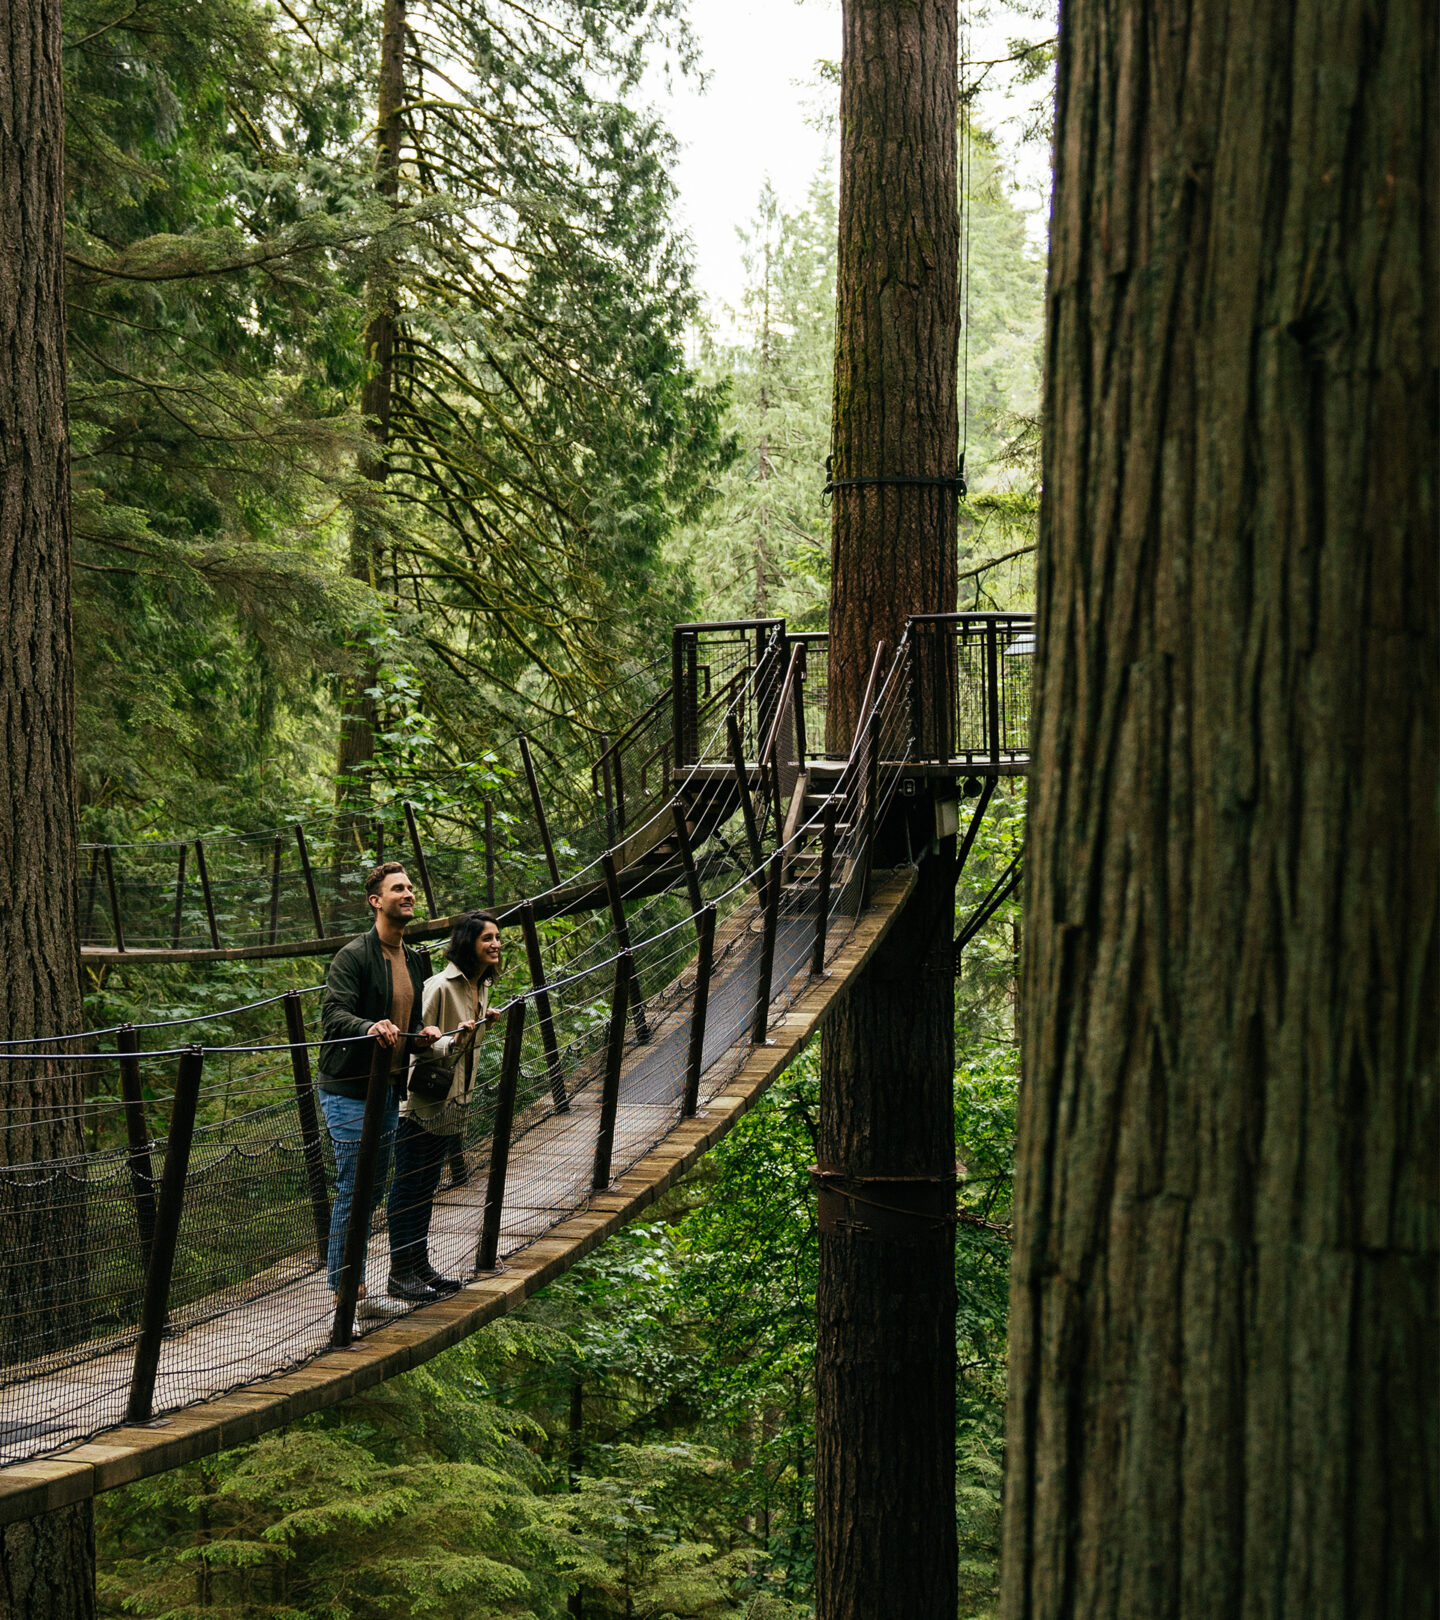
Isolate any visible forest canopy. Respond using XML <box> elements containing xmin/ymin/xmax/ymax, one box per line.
<box><xmin>56</xmin><ymin>1</ymin><xmax>1052</xmax><ymax>1614</ymax></box>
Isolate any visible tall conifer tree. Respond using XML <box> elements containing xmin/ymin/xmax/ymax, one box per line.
<box><xmin>816</xmin><ymin>3</ymin><xmax>960</xmax><ymax>1617</ymax></box>
<box><xmin>0</xmin><ymin>0</ymin><xmax>94</xmax><ymax>1611</ymax></box>
<box><xmin>1004</xmin><ymin>1</ymin><xmax>1437</xmax><ymax>1614</ymax></box>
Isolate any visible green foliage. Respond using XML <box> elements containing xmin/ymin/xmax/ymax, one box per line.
<box><xmin>64</xmin><ymin>0</ymin><xmax>730</xmax><ymax>847</ymax></box>
<box><xmin>666</xmin><ymin>179</ymin><xmax>837</xmax><ymax>626</ymax></box>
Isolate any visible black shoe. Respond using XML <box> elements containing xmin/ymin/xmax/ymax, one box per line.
<box><xmin>387</xmin><ymin>1270</ymin><xmax>441</xmax><ymax>1302</ymax></box>
<box><xmin>418</xmin><ymin>1262</ymin><xmax>462</xmax><ymax>1295</ymax></box>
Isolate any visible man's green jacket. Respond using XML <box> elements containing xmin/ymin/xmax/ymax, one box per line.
<box><xmin>317</xmin><ymin>927</ymin><xmax>431</xmax><ymax>1098</ymax></box>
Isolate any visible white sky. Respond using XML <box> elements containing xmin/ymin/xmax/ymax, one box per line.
<box><xmin>644</xmin><ymin>0</ymin><xmax>1052</xmax><ymax>326</ymax></box>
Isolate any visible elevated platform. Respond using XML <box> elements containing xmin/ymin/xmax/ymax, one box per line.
<box><xmin>0</xmin><ymin>871</ymin><xmax>914</xmax><ymax>1527</ymax></box>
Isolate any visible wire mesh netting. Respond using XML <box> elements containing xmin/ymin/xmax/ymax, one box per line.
<box><xmin>3</xmin><ymin>614</ymin><xmax>1028</xmax><ymax>1474</ymax></box>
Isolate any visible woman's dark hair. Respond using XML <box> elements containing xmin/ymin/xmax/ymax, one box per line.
<box><xmin>447</xmin><ymin>909</ymin><xmax>500</xmax><ymax>982</ymax></box>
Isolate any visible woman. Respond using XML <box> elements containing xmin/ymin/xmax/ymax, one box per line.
<box><xmin>385</xmin><ymin>909</ymin><xmax>502</xmax><ymax>1300</ymax></box>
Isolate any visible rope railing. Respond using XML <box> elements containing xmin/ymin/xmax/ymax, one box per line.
<box><xmin>0</xmin><ymin>633</ymin><xmax>922</xmax><ymax>1471</ymax></box>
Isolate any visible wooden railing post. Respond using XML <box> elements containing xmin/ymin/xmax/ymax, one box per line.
<box><xmin>330</xmin><ymin>1038</ymin><xmax>394</xmax><ymax>1349</ymax></box>
<box><xmin>403</xmin><ymin>800</ymin><xmax>439</xmax><ymax>916</ymax></box>
<box><xmin>283</xmin><ymin>991</ymin><xmax>331</xmax><ymax>1267</ymax></box>
<box><xmin>726</xmin><ymin>713</ymin><xmax>765</xmax><ymax>878</ymax></box>
<box><xmin>126</xmin><ymin>1044</ymin><xmax>204</xmax><ymax>1424</ymax></box>
<box><xmin>293</xmin><ymin>825</ymin><xmax>324</xmax><ymax>939</ymax></box>
<box><xmin>521</xmin><ymin>902</ymin><xmax>569</xmax><ymax>1110</ymax></box>
<box><xmin>601</xmin><ymin>852</ymin><xmax>649</xmax><ymax>1044</ymax></box>
<box><xmin>476</xmin><ymin>999</ymin><xmax>527</xmax><ymax>1272</ymax></box>
<box><xmin>671</xmin><ymin>800</ymin><xmax>704</xmax><ymax>917</ymax></box>
<box><xmin>518</xmin><ymin>735</ymin><xmax>561</xmax><ymax>887</ymax></box>
<box><xmin>682</xmin><ymin>905</ymin><xmax>716</xmax><ymax>1117</ymax></box>
<box><xmin>592</xmin><ymin>951</ymin><xmax>633</xmax><ymax>1191</ymax></box>
<box><xmin>169</xmin><ymin>843</ymin><xmax>186</xmax><ymax>949</ymax></box>
<box><xmin>193</xmin><ymin>840</ymin><xmax>221</xmax><ymax>949</ymax></box>
<box><xmin>811</xmin><ymin>799</ymin><xmax>837</xmax><ymax>976</ymax></box>
<box><xmin>752</xmin><ymin>851</ymin><xmax>783</xmax><ymax>1044</ymax></box>
<box><xmin>115</xmin><ymin>1025</ymin><xmax>157</xmax><ymax>1269</ymax></box>
<box><xmin>103</xmin><ymin>847</ymin><xmax>126</xmax><ymax>953</ymax></box>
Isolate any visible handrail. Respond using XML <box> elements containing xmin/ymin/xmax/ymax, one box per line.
<box><xmin>589</xmin><ymin>687</ymin><xmax>671</xmax><ymax>799</ymax></box>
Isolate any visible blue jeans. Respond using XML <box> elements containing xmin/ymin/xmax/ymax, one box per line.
<box><xmin>321</xmin><ymin>1088</ymin><xmax>399</xmax><ymax>1291</ymax></box>
<box><xmin>387</xmin><ymin>1115</ymin><xmax>457</xmax><ymax>1275</ymax></box>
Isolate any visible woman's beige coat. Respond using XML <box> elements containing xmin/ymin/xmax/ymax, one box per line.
<box><xmin>403</xmin><ymin>960</ymin><xmax>492</xmax><ymax>1135</ymax></box>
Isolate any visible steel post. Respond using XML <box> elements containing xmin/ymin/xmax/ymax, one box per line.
<box><xmin>726</xmin><ymin>713</ymin><xmax>765</xmax><ymax>878</ymax></box>
<box><xmin>483</xmin><ymin>797</ymin><xmax>496</xmax><ymax>908</ymax></box>
<box><xmin>269</xmin><ymin>834</ymin><xmax>283</xmax><ymax>944</ymax></box>
<box><xmin>518</xmin><ymin>735</ymin><xmax>561</xmax><ymax>887</ymax></box>
<box><xmin>476</xmin><ymin>999</ymin><xmax>527</xmax><ymax>1271</ymax></box>
<box><xmin>671</xmin><ymin>800</ymin><xmax>704</xmax><ymax>917</ymax></box>
<box><xmin>681</xmin><ymin>905</ymin><xmax>716</xmax><ymax>1116</ymax></box>
<box><xmin>404</xmin><ymin>800</ymin><xmax>439</xmax><ymax>916</ymax></box>
<box><xmin>601</xmin><ymin>853</ymin><xmax>649</xmax><ymax>1044</ymax></box>
<box><xmin>103</xmin><ymin>846</ymin><xmax>126</xmax><ymax>953</ymax></box>
<box><xmin>169</xmin><ymin>843</ymin><xmax>186</xmax><ymax>949</ymax></box>
<box><xmin>811</xmin><ymin>799</ymin><xmax>837</xmax><ymax>976</ymax></box>
<box><xmin>592</xmin><ymin>951</ymin><xmax>633</xmax><ymax>1190</ymax></box>
<box><xmin>115</xmin><ymin>1025</ymin><xmax>157</xmax><ymax>1270</ymax></box>
<box><xmin>126</xmin><ymin>1044</ymin><xmax>204</xmax><ymax>1423</ymax></box>
<box><xmin>294</xmin><ymin>825</ymin><xmax>324</xmax><ymax>938</ymax></box>
<box><xmin>283</xmin><ymin>991</ymin><xmax>331</xmax><ymax>1266</ymax></box>
<box><xmin>330</xmin><ymin>1038</ymin><xmax>394</xmax><ymax>1349</ymax></box>
<box><xmin>521</xmin><ymin>902</ymin><xmax>569</xmax><ymax>1109</ymax></box>
<box><xmin>752</xmin><ymin>851</ymin><xmax>783</xmax><ymax>1043</ymax></box>
<box><xmin>193</xmin><ymin>840</ymin><xmax>220</xmax><ymax>949</ymax></box>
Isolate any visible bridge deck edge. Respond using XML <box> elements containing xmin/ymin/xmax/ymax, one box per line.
<box><xmin>0</xmin><ymin>869</ymin><xmax>917</xmax><ymax>1527</ymax></box>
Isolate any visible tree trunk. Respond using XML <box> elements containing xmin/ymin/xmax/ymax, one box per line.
<box><xmin>336</xmin><ymin>0</ymin><xmax>407</xmax><ymax>804</ymax></box>
<box><xmin>1004</xmin><ymin>2</ymin><xmax>1437</xmax><ymax>1617</ymax></box>
<box><xmin>0</xmin><ymin>0</ymin><xmax>94</xmax><ymax>1610</ymax></box>
<box><xmin>815</xmin><ymin>4</ymin><xmax>959</xmax><ymax>1618</ymax></box>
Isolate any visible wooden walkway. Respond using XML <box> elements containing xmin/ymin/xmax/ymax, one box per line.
<box><xmin>0</xmin><ymin>871</ymin><xmax>914</xmax><ymax>1528</ymax></box>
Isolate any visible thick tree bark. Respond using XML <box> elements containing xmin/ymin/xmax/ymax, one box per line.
<box><xmin>0</xmin><ymin>0</ymin><xmax>95</xmax><ymax>1611</ymax></box>
<box><xmin>1004</xmin><ymin>2</ymin><xmax>1437</xmax><ymax>1618</ymax></box>
<box><xmin>816</xmin><ymin>4</ymin><xmax>959</xmax><ymax>1618</ymax></box>
<box><xmin>336</xmin><ymin>0</ymin><xmax>407</xmax><ymax>802</ymax></box>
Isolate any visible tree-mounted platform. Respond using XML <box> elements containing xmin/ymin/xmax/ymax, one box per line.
<box><xmin>76</xmin><ymin>612</ymin><xmax>1031</xmax><ymax>966</ymax></box>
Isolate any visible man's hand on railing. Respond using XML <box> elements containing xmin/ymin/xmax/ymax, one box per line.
<box><xmin>369</xmin><ymin>1018</ymin><xmax>402</xmax><ymax>1048</ymax></box>
<box><xmin>412</xmin><ymin>1025</ymin><xmax>443</xmax><ymax>1051</ymax></box>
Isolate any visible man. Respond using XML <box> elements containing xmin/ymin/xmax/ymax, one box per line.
<box><xmin>318</xmin><ymin>861</ymin><xmax>441</xmax><ymax>1317</ymax></box>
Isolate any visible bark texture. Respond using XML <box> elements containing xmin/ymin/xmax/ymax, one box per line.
<box><xmin>0</xmin><ymin>0</ymin><xmax>95</xmax><ymax>1611</ymax></box>
<box><xmin>826</xmin><ymin>0</ymin><xmax>959</xmax><ymax>747</ymax></box>
<box><xmin>817</xmin><ymin>4</ymin><xmax>959</xmax><ymax>1617</ymax></box>
<box><xmin>0</xmin><ymin>1503</ymin><xmax>94</xmax><ymax>1620</ymax></box>
<box><xmin>0</xmin><ymin>0</ymin><xmax>80</xmax><ymax>1052</ymax></box>
<box><xmin>1005</xmin><ymin>2</ymin><xmax>1437</xmax><ymax>1617</ymax></box>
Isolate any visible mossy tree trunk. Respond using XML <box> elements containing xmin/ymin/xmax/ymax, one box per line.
<box><xmin>1005</xmin><ymin>0</ymin><xmax>1437</xmax><ymax>1615</ymax></box>
<box><xmin>0</xmin><ymin>0</ymin><xmax>95</xmax><ymax>1610</ymax></box>
<box><xmin>816</xmin><ymin>3</ymin><xmax>960</xmax><ymax>1618</ymax></box>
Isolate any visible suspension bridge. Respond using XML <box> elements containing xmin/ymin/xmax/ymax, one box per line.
<box><xmin>0</xmin><ymin>613</ymin><xmax>1032</xmax><ymax>1529</ymax></box>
